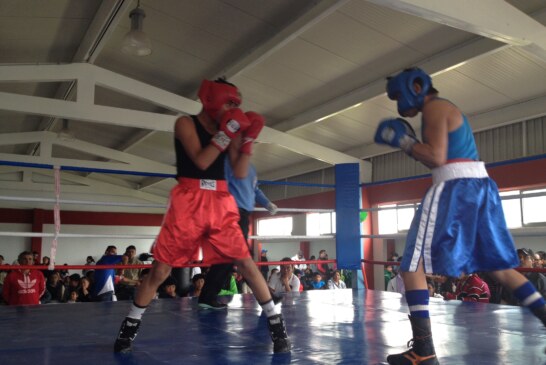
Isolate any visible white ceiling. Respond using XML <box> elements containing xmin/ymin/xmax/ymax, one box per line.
<box><xmin>1</xmin><ymin>0</ymin><xmax>546</xmax><ymax>212</ymax></box>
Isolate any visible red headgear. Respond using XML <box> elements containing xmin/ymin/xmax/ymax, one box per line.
<box><xmin>198</xmin><ymin>79</ymin><xmax>241</xmax><ymax>120</ymax></box>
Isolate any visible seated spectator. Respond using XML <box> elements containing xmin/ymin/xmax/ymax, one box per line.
<box><xmin>434</xmin><ymin>275</ymin><xmax>457</xmax><ymax>298</ymax></box>
<box><xmin>310</xmin><ymin>273</ymin><xmax>326</xmax><ymax>290</ymax></box>
<box><xmin>3</xmin><ymin>251</ymin><xmax>46</xmax><ymax>306</ymax></box>
<box><xmin>0</xmin><ymin>254</ymin><xmax>7</xmax><ymax>298</ymax></box>
<box><xmin>66</xmin><ymin>290</ymin><xmax>79</xmax><ymax>303</ymax></box>
<box><xmin>268</xmin><ymin>258</ymin><xmax>300</xmax><ymax>294</ymax></box>
<box><xmin>46</xmin><ymin>271</ymin><xmax>65</xmax><ymax>303</ymax></box>
<box><xmin>387</xmin><ymin>272</ymin><xmax>405</xmax><ymax>295</ymax></box>
<box><xmin>536</xmin><ymin>251</ymin><xmax>546</xmax><ymax>268</ymax></box>
<box><xmin>427</xmin><ymin>279</ymin><xmax>443</xmax><ymax>299</ymax></box>
<box><xmin>293</xmin><ymin>269</ymin><xmax>304</xmax><ymax>292</ymax></box>
<box><xmin>259</xmin><ymin>250</ymin><xmax>269</xmax><ymax>280</ymax></box>
<box><xmin>445</xmin><ymin>273</ymin><xmax>490</xmax><ymax>303</ymax></box>
<box><xmin>159</xmin><ymin>276</ymin><xmax>179</xmax><ymax>299</ymax></box>
<box><xmin>64</xmin><ymin>274</ymin><xmax>81</xmax><ymax>302</ymax></box>
<box><xmin>502</xmin><ymin>248</ymin><xmax>546</xmax><ymax>305</ymax></box>
<box><xmin>187</xmin><ymin>274</ymin><xmax>205</xmax><ymax>297</ymax></box>
<box><xmin>78</xmin><ymin>277</ymin><xmax>92</xmax><ymax>302</ymax></box>
<box><xmin>328</xmin><ymin>270</ymin><xmax>347</xmax><ymax>290</ymax></box>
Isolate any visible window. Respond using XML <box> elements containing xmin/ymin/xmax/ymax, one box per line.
<box><xmin>257</xmin><ymin>217</ymin><xmax>293</xmax><ymax>236</ymax></box>
<box><xmin>306</xmin><ymin>212</ymin><xmax>336</xmax><ymax>236</ymax></box>
<box><xmin>377</xmin><ymin>203</ymin><xmax>418</xmax><ymax>234</ymax></box>
<box><xmin>500</xmin><ymin>190</ymin><xmax>521</xmax><ymax>228</ymax></box>
<box><xmin>522</xmin><ymin>188</ymin><xmax>546</xmax><ymax>225</ymax></box>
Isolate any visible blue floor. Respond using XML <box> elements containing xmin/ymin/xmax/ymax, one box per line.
<box><xmin>0</xmin><ymin>289</ymin><xmax>544</xmax><ymax>365</ymax></box>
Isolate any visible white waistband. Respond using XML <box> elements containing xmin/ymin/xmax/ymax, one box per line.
<box><xmin>432</xmin><ymin>161</ymin><xmax>488</xmax><ymax>184</ymax></box>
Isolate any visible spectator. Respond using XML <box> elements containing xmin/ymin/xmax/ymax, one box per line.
<box><xmin>390</xmin><ymin>252</ymin><xmax>400</xmax><ymax>274</ymax></box>
<box><xmin>82</xmin><ymin>255</ymin><xmax>95</xmax><ymax>276</ymax></box>
<box><xmin>308</xmin><ymin>255</ymin><xmax>317</xmax><ymax>273</ymax></box>
<box><xmin>387</xmin><ymin>271</ymin><xmax>405</xmax><ymax>295</ymax></box>
<box><xmin>317</xmin><ymin>250</ymin><xmax>332</xmax><ymax>281</ymax></box>
<box><xmin>268</xmin><ymin>268</ymin><xmax>279</xmax><ymax>284</ymax></box>
<box><xmin>2</xmin><ymin>251</ymin><xmax>45</xmax><ymax>306</ymax></box>
<box><xmin>445</xmin><ymin>273</ymin><xmax>490</xmax><ymax>303</ymax></box>
<box><xmin>384</xmin><ymin>265</ymin><xmax>395</xmax><ymax>290</ymax></box>
<box><xmin>259</xmin><ymin>250</ymin><xmax>269</xmax><ymax>280</ymax></box>
<box><xmin>427</xmin><ymin>280</ymin><xmax>443</xmax><ymax>299</ymax></box>
<box><xmin>158</xmin><ymin>276</ymin><xmax>179</xmax><ymax>299</ymax></box>
<box><xmin>310</xmin><ymin>273</ymin><xmax>326</xmax><ymax>290</ymax></box>
<box><xmin>268</xmin><ymin>258</ymin><xmax>300</xmax><ymax>294</ymax></box>
<box><xmin>32</xmin><ymin>251</ymin><xmax>40</xmax><ymax>264</ymax></box>
<box><xmin>187</xmin><ymin>274</ymin><xmax>205</xmax><ymax>297</ymax></box>
<box><xmin>66</xmin><ymin>290</ymin><xmax>79</xmax><ymax>303</ymax></box>
<box><xmin>0</xmin><ymin>255</ymin><xmax>7</xmax><ymax>297</ymax></box>
<box><xmin>533</xmin><ymin>250</ymin><xmax>543</xmax><ymax>269</ymax></box>
<box><xmin>46</xmin><ymin>271</ymin><xmax>65</xmax><ymax>303</ymax></box>
<box><xmin>502</xmin><ymin>248</ymin><xmax>546</xmax><ymax>305</ymax></box>
<box><xmin>328</xmin><ymin>270</ymin><xmax>347</xmax><ymax>290</ymax></box>
<box><xmin>116</xmin><ymin>245</ymin><xmax>143</xmax><ymax>301</ymax></box>
<box><xmin>293</xmin><ymin>269</ymin><xmax>304</xmax><ymax>292</ymax></box>
<box><xmin>64</xmin><ymin>274</ymin><xmax>81</xmax><ymax>302</ymax></box>
<box><xmin>291</xmin><ymin>251</ymin><xmax>307</xmax><ymax>271</ymax></box>
<box><xmin>40</xmin><ymin>256</ymin><xmax>53</xmax><ymax>280</ymax></box>
<box><xmin>92</xmin><ymin>245</ymin><xmax>122</xmax><ymax>302</ymax></box>
<box><xmin>78</xmin><ymin>277</ymin><xmax>92</xmax><ymax>302</ymax></box>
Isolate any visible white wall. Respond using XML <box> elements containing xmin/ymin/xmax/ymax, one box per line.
<box><xmin>0</xmin><ymin>223</ymin><xmax>32</xmax><ymax>263</ymax></box>
<box><xmin>42</xmin><ymin>224</ymin><xmax>159</xmax><ymax>273</ymax></box>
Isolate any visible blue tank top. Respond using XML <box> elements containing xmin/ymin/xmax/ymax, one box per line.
<box><xmin>447</xmin><ymin>114</ymin><xmax>478</xmax><ymax>160</ymax></box>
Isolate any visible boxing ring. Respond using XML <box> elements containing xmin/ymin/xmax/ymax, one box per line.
<box><xmin>0</xmin><ymin>289</ymin><xmax>544</xmax><ymax>364</ymax></box>
<box><xmin>1</xmin><ymin>162</ymin><xmax>546</xmax><ymax>365</ymax></box>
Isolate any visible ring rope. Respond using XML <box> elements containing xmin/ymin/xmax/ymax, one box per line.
<box><xmin>361</xmin><ymin>259</ymin><xmax>546</xmax><ymax>273</ymax></box>
<box><xmin>0</xmin><ymin>195</ymin><xmax>333</xmax><ymax>213</ymax></box>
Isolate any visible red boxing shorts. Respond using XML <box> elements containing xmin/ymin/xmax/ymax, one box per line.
<box><xmin>151</xmin><ymin>178</ymin><xmax>251</xmax><ymax>267</ymax></box>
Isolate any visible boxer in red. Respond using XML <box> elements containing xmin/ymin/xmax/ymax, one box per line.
<box><xmin>114</xmin><ymin>78</ymin><xmax>290</xmax><ymax>354</ymax></box>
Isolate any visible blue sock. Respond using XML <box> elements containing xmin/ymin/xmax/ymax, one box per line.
<box><xmin>405</xmin><ymin>290</ymin><xmax>430</xmax><ymax>318</ymax></box>
<box><xmin>513</xmin><ymin>282</ymin><xmax>545</xmax><ymax>310</ymax></box>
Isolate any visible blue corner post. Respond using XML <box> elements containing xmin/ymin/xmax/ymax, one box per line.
<box><xmin>335</xmin><ymin>163</ymin><xmax>364</xmax><ymax>288</ymax></box>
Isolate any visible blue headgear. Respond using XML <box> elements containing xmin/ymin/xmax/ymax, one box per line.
<box><xmin>386</xmin><ymin>68</ymin><xmax>431</xmax><ymax>116</ymax></box>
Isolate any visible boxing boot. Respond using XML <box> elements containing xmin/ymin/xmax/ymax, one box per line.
<box><xmin>114</xmin><ymin>317</ymin><xmax>141</xmax><ymax>353</ymax></box>
<box><xmin>386</xmin><ymin>316</ymin><xmax>439</xmax><ymax>365</ymax></box>
<box><xmin>267</xmin><ymin>313</ymin><xmax>291</xmax><ymax>353</ymax></box>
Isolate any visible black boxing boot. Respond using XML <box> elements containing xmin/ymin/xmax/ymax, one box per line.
<box><xmin>386</xmin><ymin>316</ymin><xmax>439</xmax><ymax>365</ymax></box>
<box><xmin>114</xmin><ymin>317</ymin><xmax>141</xmax><ymax>353</ymax></box>
<box><xmin>267</xmin><ymin>313</ymin><xmax>291</xmax><ymax>353</ymax></box>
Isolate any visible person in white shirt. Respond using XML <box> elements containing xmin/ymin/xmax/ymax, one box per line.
<box><xmin>327</xmin><ymin>270</ymin><xmax>347</xmax><ymax>290</ymax></box>
<box><xmin>268</xmin><ymin>258</ymin><xmax>300</xmax><ymax>294</ymax></box>
<box><xmin>290</xmin><ymin>251</ymin><xmax>307</xmax><ymax>271</ymax></box>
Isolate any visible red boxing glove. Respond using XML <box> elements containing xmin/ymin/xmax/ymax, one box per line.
<box><xmin>239</xmin><ymin>111</ymin><xmax>265</xmax><ymax>155</ymax></box>
<box><xmin>211</xmin><ymin>108</ymin><xmax>251</xmax><ymax>152</ymax></box>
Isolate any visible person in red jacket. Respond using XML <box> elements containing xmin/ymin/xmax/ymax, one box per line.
<box><xmin>2</xmin><ymin>251</ymin><xmax>46</xmax><ymax>306</ymax></box>
<box><xmin>445</xmin><ymin>273</ymin><xmax>490</xmax><ymax>303</ymax></box>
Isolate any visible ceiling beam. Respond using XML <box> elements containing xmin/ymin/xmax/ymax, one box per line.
<box><xmin>366</xmin><ymin>0</ymin><xmax>546</xmax><ymax>62</ymax></box>
<box><xmin>273</xmin><ymin>37</ymin><xmax>507</xmax><ymax>132</ymax></box>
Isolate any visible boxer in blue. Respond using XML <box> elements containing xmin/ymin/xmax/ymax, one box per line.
<box><xmin>375</xmin><ymin>68</ymin><xmax>546</xmax><ymax>365</ymax></box>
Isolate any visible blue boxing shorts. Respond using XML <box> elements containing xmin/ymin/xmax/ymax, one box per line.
<box><xmin>400</xmin><ymin>161</ymin><xmax>519</xmax><ymax>277</ymax></box>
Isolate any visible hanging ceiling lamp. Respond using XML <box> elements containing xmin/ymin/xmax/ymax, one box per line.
<box><xmin>120</xmin><ymin>1</ymin><xmax>152</xmax><ymax>56</ymax></box>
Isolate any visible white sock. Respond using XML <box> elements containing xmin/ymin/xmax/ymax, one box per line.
<box><xmin>127</xmin><ymin>302</ymin><xmax>147</xmax><ymax>320</ymax></box>
<box><xmin>260</xmin><ymin>299</ymin><xmax>280</xmax><ymax>317</ymax></box>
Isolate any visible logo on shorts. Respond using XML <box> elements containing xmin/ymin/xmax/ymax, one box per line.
<box><xmin>200</xmin><ymin>179</ymin><xmax>217</xmax><ymax>191</ymax></box>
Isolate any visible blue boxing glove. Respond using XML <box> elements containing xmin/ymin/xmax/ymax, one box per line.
<box><xmin>374</xmin><ymin>118</ymin><xmax>419</xmax><ymax>155</ymax></box>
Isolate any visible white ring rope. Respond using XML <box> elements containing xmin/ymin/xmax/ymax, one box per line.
<box><xmin>0</xmin><ymin>195</ymin><xmax>333</xmax><ymax>213</ymax></box>
<box><xmin>0</xmin><ymin>231</ymin><xmax>335</xmax><ymax>241</ymax></box>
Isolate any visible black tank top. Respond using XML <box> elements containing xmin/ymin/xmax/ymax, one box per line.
<box><xmin>175</xmin><ymin>115</ymin><xmax>226</xmax><ymax>180</ymax></box>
